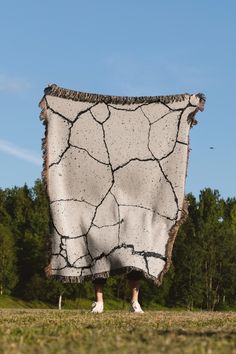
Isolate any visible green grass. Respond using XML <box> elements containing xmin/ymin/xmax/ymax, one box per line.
<box><xmin>0</xmin><ymin>309</ymin><xmax>235</xmax><ymax>354</ymax></box>
<box><xmin>0</xmin><ymin>295</ymin><xmax>132</xmax><ymax>310</ymax></box>
<box><xmin>0</xmin><ymin>295</ymin><xmax>54</xmax><ymax>309</ymax></box>
<box><xmin>0</xmin><ymin>295</ymin><xmax>182</xmax><ymax>311</ymax></box>
<box><xmin>0</xmin><ymin>295</ymin><xmax>171</xmax><ymax>311</ymax></box>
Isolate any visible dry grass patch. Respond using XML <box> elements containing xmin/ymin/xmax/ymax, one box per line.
<box><xmin>0</xmin><ymin>309</ymin><xmax>235</xmax><ymax>353</ymax></box>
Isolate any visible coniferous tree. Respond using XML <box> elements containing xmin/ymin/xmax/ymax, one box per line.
<box><xmin>169</xmin><ymin>194</ymin><xmax>204</xmax><ymax>309</ymax></box>
<box><xmin>0</xmin><ymin>189</ymin><xmax>18</xmax><ymax>294</ymax></box>
<box><xmin>0</xmin><ymin>180</ymin><xmax>236</xmax><ymax>309</ymax></box>
<box><xmin>0</xmin><ymin>224</ymin><xmax>18</xmax><ymax>295</ymax></box>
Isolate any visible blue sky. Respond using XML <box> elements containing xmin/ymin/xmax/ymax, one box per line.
<box><xmin>0</xmin><ymin>0</ymin><xmax>235</xmax><ymax>199</ymax></box>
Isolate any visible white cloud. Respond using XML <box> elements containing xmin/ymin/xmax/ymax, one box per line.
<box><xmin>0</xmin><ymin>139</ymin><xmax>41</xmax><ymax>166</ymax></box>
<box><xmin>0</xmin><ymin>74</ymin><xmax>31</xmax><ymax>92</ymax></box>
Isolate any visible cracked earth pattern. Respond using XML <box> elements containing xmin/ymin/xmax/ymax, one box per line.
<box><xmin>42</xmin><ymin>93</ymin><xmax>200</xmax><ymax>284</ymax></box>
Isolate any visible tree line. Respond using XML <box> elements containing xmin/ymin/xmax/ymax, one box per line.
<box><xmin>0</xmin><ymin>179</ymin><xmax>235</xmax><ymax>310</ymax></box>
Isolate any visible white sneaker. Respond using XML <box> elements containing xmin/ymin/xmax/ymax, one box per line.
<box><xmin>130</xmin><ymin>300</ymin><xmax>144</xmax><ymax>313</ymax></box>
<box><xmin>90</xmin><ymin>301</ymin><xmax>104</xmax><ymax>313</ymax></box>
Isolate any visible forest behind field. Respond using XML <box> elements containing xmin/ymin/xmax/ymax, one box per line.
<box><xmin>0</xmin><ymin>179</ymin><xmax>235</xmax><ymax>311</ymax></box>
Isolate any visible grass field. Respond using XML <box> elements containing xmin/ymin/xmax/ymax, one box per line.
<box><xmin>0</xmin><ymin>309</ymin><xmax>235</xmax><ymax>354</ymax></box>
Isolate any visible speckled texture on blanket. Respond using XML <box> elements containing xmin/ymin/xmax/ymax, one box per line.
<box><xmin>39</xmin><ymin>84</ymin><xmax>205</xmax><ymax>285</ymax></box>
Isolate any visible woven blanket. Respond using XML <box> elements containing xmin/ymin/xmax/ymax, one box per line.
<box><xmin>39</xmin><ymin>84</ymin><xmax>205</xmax><ymax>285</ymax></box>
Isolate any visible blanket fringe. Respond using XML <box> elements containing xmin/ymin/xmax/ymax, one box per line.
<box><xmin>46</xmin><ymin>265</ymin><xmax>164</xmax><ymax>286</ymax></box>
<box><xmin>44</xmin><ymin>263</ymin><xmax>53</xmax><ymax>278</ymax></box>
<box><xmin>39</xmin><ymin>98</ymin><xmax>53</xmax><ymax>276</ymax></box>
<box><xmin>43</xmin><ymin>83</ymin><xmax>206</xmax><ymax>106</ymax></box>
<box><xmin>157</xmin><ymin>198</ymin><xmax>189</xmax><ymax>285</ymax></box>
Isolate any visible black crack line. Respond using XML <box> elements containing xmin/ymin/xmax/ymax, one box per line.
<box><xmin>52</xmin><ymin>239</ymin><xmax>66</xmax><ymax>259</ymax></box>
<box><xmin>101</xmin><ymin>102</ymin><xmax>111</xmax><ymax>123</ymax></box>
<box><xmin>50</xmin><ymin>230</ymin><xmax>67</xmax><ymax>263</ymax></box>
<box><xmin>118</xmin><ymin>203</ymin><xmax>176</xmax><ymax>222</ymax></box>
<box><xmin>50</xmin><ymin>198</ymin><xmax>97</xmax><ymax>207</ymax></box>
<box><xmin>73</xmin><ymin>102</ymin><xmax>99</xmax><ymax>123</ymax></box>
<box><xmin>110</xmin><ymin>191</ymin><xmax>122</xmax><ymax>245</ymax></box>
<box><xmin>51</xmin><ymin>252</ymin><xmax>60</xmax><ymax>257</ymax></box>
<box><xmin>140</xmin><ymin>105</ymin><xmax>180</xmax><ymax>126</ymax></box>
<box><xmin>108</xmin><ymin>101</ymin><xmax>180</xmax><ymax>221</ymax></box>
<box><xmin>102</xmin><ymin>105</ymin><xmax>154</xmax><ymax>172</ymax></box>
<box><xmin>44</xmin><ymin>97</ymin><xmax>73</xmax><ymax>123</ymax></box>
<box><xmin>84</xmin><ymin>110</ymin><xmax>111</xmax><ymax>165</ymax></box>
<box><xmin>113</xmin><ymin>157</ymin><xmax>156</xmax><ymax>173</ymax></box>
<box><xmin>48</xmin><ymin>103</ymin><xmax>100</xmax><ymax>182</ymax></box>
<box><xmin>89</xmin><ymin>109</ymin><xmax>103</xmax><ymax>125</ymax></box>
<box><xmin>48</xmin><ymin>99</ymin><xmax>181</xmax><ymax>272</ymax></box>
<box><xmin>66</xmin><ymin>261</ymin><xmax>93</xmax><ymax>271</ymax></box>
<box><xmin>45</xmin><ymin>97</ymin><xmax>73</xmax><ymax>168</ymax></box>
<box><xmin>51</xmin><ymin>252</ymin><xmax>69</xmax><ymax>269</ymax></box>
<box><xmin>59</xmin><ymin>237</ymin><xmax>66</xmax><ymax>256</ymax></box>
<box><xmin>47</xmin><ymin>107</ymin><xmax>74</xmax><ymax>124</ymax></box>
<box><xmin>176</xmin><ymin>97</ymin><xmax>199</xmax><ymax>110</ymax></box>
<box><xmin>101</xmin><ymin>120</ymin><xmax>112</xmax><ymax>166</ymax></box>
<box><xmin>70</xmin><ymin>143</ymin><xmax>110</xmax><ymax>166</ymax></box>
<box><xmin>157</xmin><ymin>161</ymin><xmax>179</xmax><ymax>220</ymax></box>
<box><xmin>89</xmin><ymin>102</ymin><xmax>111</xmax><ymax>124</ymax></box>
<box><xmin>143</xmin><ymin>255</ymin><xmax>150</xmax><ymax>275</ymax></box>
<box><xmin>158</xmin><ymin>111</ymin><xmax>183</xmax><ymax>162</ymax></box>
<box><xmin>140</xmin><ymin>104</ymin><xmax>182</xmax><ymax>138</ymax></box>
<box><xmin>185</xmin><ymin>95</ymin><xmax>198</xmax><ymax>109</ymax></box>
<box><xmin>140</xmin><ymin>106</ymin><xmax>151</xmax><ymax>124</ymax></box>
<box><xmin>71</xmin><ymin>253</ymin><xmax>91</xmax><ymax>267</ymax></box>
<box><xmin>60</xmin><ymin>246</ymin><xmax>69</xmax><ymax>265</ymax></box>
<box><xmin>143</xmin><ymin>106</ymin><xmax>183</xmax><ymax>162</ymax></box>
<box><xmin>61</xmin><ymin>233</ymin><xmax>87</xmax><ymax>240</ymax></box>
<box><xmin>150</xmin><ymin>109</ymin><xmax>182</xmax><ymax>126</ymax></box>
<box><xmin>45</xmin><ymin>98</ymin><xmax>100</xmax><ymax>126</ymax></box>
<box><xmin>55</xmin><ymin>233</ymin><xmax>167</xmax><ymax>272</ymax></box>
<box><xmin>80</xmin><ymin>126</ymin><xmax>117</xmax><ymax>262</ymax></box>
<box><xmin>83</xmin><ymin>178</ymin><xmax>115</xmax><ymax>261</ymax></box>
<box><xmin>51</xmin><ymin>258</ymin><xmax>83</xmax><ymax>271</ymax></box>
<box><xmin>176</xmin><ymin>140</ymin><xmax>188</xmax><ymax>146</ymax></box>
<box><xmin>74</xmin><ymin>263</ymin><xmax>94</xmax><ymax>271</ymax></box>
<box><xmin>72</xmin><ymin>110</ymin><xmax>110</xmax><ymax>166</ymax></box>
<box><xmin>119</xmin><ymin>203</ymin><xmax>153</xmax><ymax>212</ymax></box>
<box><xmin>89</xmin><ymin>243</ymin><xmax>167</xmax><ymax>268</ymax></box>
<box><xmin>46</xmin><ymin>100</ymin><xmax>113</xmax><ymax>271</ymax></box>
<box><xmin>51</xmin><ymin>219</ymin><xmax>87</xmax><ymax>240</ymax></box>
<box><xmin>174</xmin><ymin>98</ymin><xmax>199</xmax><ymax>126</ymax></box>
<box><xmin>161</xmin><ymin>98</ymin><xmax>189</xmax><ymax>111</ymax></box>
<box><xmin>146</xmin><ymin>121</ymin><xmax>179</xmax><ymax>219</ymax></box>
<box><xmin>51</xmin><ymin>220</ymin><xmax>65</xmax><ymax>239</ymax></box>
<box><xmin>51</xmin><ymin>265</ymin><xmax>68</xmax><ymax>271</ymax></box>
<box><xmin>44</xmin><ymin>98</ymin><xmax>74</xmax><ymax>169</ymax></box>
<box><xmin>91</xmin><ymin>220</ymin><xmax>123</xmax><ymax>229</ymax></box>
<box><xmin>107</xmin><ymin>102</ymin><xmax>150</xmax><ymax>112</ymax></box>
<box><xmin>81</xmin><ymin>128</ymin><xmax>115</xmax><ymax>262</ymax></box>
<box><xmin>49</xmin><ymin>121</ymin><xmax>73</xmax><ymax>168</ymax></box>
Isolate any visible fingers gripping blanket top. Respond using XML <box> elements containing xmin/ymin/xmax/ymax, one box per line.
<box><xmin>39</xmin><ymin>84</ymin><xmax>205</xmax><ymax>285</ymax></box>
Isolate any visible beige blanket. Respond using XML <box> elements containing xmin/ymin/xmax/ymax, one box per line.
<box><xmin>39</xmin><ymin>84</ymin><xmax>205</xmax><ymax>285</ymax></box>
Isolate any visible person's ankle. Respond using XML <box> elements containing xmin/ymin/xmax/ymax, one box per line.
<box><xmin>131</xmin><ymin>299</ymin><xmax>138</xmax><ymax>303</ymax></box>
<box><xmin>91</xmin><ymin>301</ymin><xmax>104</xmax><ymax>313</ymax></box>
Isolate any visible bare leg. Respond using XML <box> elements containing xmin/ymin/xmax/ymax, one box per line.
<box><xmin>90</xmin><ymin>279</ymin><xmax>105</xmax><ymax>313</ymax></box>
<box><xmin>129</xmin><ymin>279</ymin><xmax>140</xmax><ymax>302</ymax></box>
<box><xmin>128</xmin><ymin>276</ymin><xmax>144</xmax><ymax>313</ymax></box>
<box><xmin>94</xmin><ymin>282</ymin><xmax>104</xmax><ymax>302</ymax></box>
